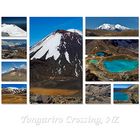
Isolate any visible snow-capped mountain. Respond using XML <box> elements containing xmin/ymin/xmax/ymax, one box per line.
<box><xmin>8</xmin><ymin>87</ymin><xmax>19</xmax><ymax>90</ymax></box>
<box><xmin>2</xmin><ymin>87</ymin><xmax>26</xmax><ymax>94</ymax></box>
<box><xmin>67</xmin><ymin>29</ymin><xmax>82</xmax><ymax>36</ymax></box>
<box><xmin>30</xmin><ymin>29</ymin><xmax>82</xmax><ymax>79</ymax></box>
<box><xmin>1</xmin><ymin>24</ymin><xmax>27</xmax><ymax>37</ymax></box>
<box><xmin>96</xmin><ymin>23</ymin><xmax>130</xmax><ymax>31</ymax></box>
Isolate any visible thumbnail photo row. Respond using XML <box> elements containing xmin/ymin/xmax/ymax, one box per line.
<box><xmin>1</xmin><ymin>84</ymin><xmax>139</xmax><ymax>104</ymax></box>
<box><xmin>1</xmin><ymin>17</ymin><xmax>139</xmax><ymax>37</ymax></box>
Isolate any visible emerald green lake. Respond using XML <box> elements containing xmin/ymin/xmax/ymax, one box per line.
<box><xmin>89</xmin><ymin>59</ymin><xmax>98</xmax><ymax>64</ymax></box>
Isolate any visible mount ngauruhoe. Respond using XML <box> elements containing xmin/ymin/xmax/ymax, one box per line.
<box><xmin>30</xmin><ymin>29</ymin><xmax>82</xmax><ymax>89</ymax></box>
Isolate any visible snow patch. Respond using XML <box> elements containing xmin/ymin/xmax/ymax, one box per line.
<box><xmin>96</xmin><ymin>23</ymin><xmax>130</xmax><ymax>31</ymax></box>
<box><xmin>75</xmin><ymin>64</ymin><xmax>78</xmax><ymax>77</ymax></box>
<box><xmin>2</xmin><ymin>24</ymin><xmax>27</xmax><ymax>37</ymax></box>
<box><xmin>31</xmin><ymin>33</ymin><xmax>62</xmax><ymax>60</ymax></box>
<box><xmin>67</xmin><ymin>29</ymin><xmax>82</xmax><ymax>36</ymax></box>
<box><xmin>58</xmin><ymin>68</ymin><xmax>61</xmax><ymax>74</ymax></box>
<box><xmin>8</xmin><ymin>87</ymin><xmax>19</xmax><ymax>90</ymax></box>
<box><xmin>65</xmin><ymin>51</ymin><xmax>70</xmax><ymax>63</ymax></box>
<box><xmin>58</xmin><ymin>60</ymin><xmax>61</xmax><ymax>65</ymax></box>
<box><xmin>78</xmin><ymin>39</ymin><xmax>81</xmax><ymax>45</ymax></box>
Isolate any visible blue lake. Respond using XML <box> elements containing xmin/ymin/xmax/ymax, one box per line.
<box><xmin>96</xmin><ymin>52</ymin><xmax>106</xmax><ymax>56</ymax></box>
<box><xmin>103</xmin><ymin>59</ymin><xmax>138</xmax><ymax>73</ymax></box>
<box><xmin>114</xmin><ymin>92</ymin><xmax>129</xmax><ymax>101</ymax></box>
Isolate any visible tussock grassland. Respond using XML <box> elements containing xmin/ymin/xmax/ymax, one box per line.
<box><xmin>30</xmin><ymin>88</ymin><xmax>79</xmax><ymax>96</ymax></box>
<box><xmin>2</xmin><ymin>94</ymin><xmax>26</xmax><ymax>104</ymax></box>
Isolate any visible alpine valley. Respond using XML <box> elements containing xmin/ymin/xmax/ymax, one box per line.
<box><xmin>30</xmin><ymin>29</ymin><xmax>83</xmax><ymax>104</ymax></box>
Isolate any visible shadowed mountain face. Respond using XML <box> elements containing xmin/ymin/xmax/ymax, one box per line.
<box><xmin>30</xmin><ymin>29</ymin><xmax>83</xmax><ymax>89</ymax></box>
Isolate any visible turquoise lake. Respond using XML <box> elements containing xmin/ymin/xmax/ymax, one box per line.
<box><xmin>103</xmin><ymin>59</ymin><xmax>138</xmax><ymax>73</ymax></box>
<box><xmin>114</xmin><ymin>92</ymin><xmax>129</xmax><ymax>101</ymax></box>
<box><xmin>96</xmin><ymin>52</ymin><xmax>105</xmax><ymax>56</ymax></box>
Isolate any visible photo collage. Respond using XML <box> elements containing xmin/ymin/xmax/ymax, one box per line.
<box><xmin>0</xmin><ymin>17</ymin><xmax>139</xmax><ymax>104</ymax></box>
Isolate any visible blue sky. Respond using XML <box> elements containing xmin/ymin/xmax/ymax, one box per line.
<box><xmin>86</xmin><ymin>17</ymin><xmax>139</xmax><ymax>29</ymax></box>
<box><xmin>2</xmin><ymin>62</ymin><xmax>26</xmax><ymax>73</ymax></box>
<box><xmin>30</xmin><ymin>17</ymin><xmax>83</xmax><ymax>46</ymax></box>
<box><xmin>114</xmin><ymin>84</ymin><xmax>133</xmax><ymax>89</ymax></box>
<box><xmin>2</xmin><ymin>84</ymin><xmax>27</xmax><ymax>89</ymax></box>
<box><xmin>2</xmin><ymin>17</ymin><xmax>26</xmax><ymax>24</ymax></box>
<box><xmin>2</xmin><ymin>17</ymin><xmax>27</xmax><ymax>31</ymax></box>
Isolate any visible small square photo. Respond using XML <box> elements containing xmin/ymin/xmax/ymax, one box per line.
<box><xmin>86</xmin><ymin>84</ymin><xmax>111</xmax><ymax>104</ymax></box>
<box><xmin>2</xmin><ymin>84</ymin><xmax>27</xmax><ymax>104</ymax></box>
<box><xmin>114</xmin><ymin>84</ymin><xmax>139</xmax><ymax>104</ymax></box>
<box><xmin>86</xmin><ymin>17</ymin><xmax>139</xmax><ymax>37</ymax></box>
<box><xmin>1</xmin><ymin>17</ymin><xmax>27</xmax><ymax>37</ymax></box>
<box><xmin>2</xmin><ymin>39</ymin><xmax>27</xmax><ymax>59</ymax></box>
<box><xmin>86</xmin><ymin>39</ymin><xmax>139</xmax><ymax>81</ymax></box>
<box><xmin>2</xmin><ymin>62</ymin><xmax>27</xmax><ymax>81</ymax></box>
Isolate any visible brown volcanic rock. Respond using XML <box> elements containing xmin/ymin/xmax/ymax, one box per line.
<box><xmin>86</xmin><ymin>39</ymin><xmax>138</xmax><ymax>57</ymax></box>
<box><xmin>86</xmin><ymin>29</ymin><xmax>138</xmax><ymax>37</ymax></box>
<box><xmin>86</xmin><ymin>84</ymin><xmax>111</xmax><ymax>104</ymax></box>
<box><xmin>30</xmin><ymin>94</ymin><xmax>82</xmax><ymax>104</ymax></box>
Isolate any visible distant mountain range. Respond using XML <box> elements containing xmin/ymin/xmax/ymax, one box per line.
<box><xmin>96</xmin><ymin>23</ymin><xmax>130</xmax><ymax>31</ymax></box>
<box><xmin>2</xmin><ymin>87</ymin><xmax>26</xmax><ymax>94</ymax></box>
<box><xmin>2</xmin><ymin>43</ymin><xmax>26</xmax><ymax>50</ymax></box>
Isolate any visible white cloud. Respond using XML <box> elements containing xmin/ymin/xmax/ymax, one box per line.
<box><xmin>20</xmin><ymin>64</ymin><xmax>27</xmax><ymax>69</ymax></box>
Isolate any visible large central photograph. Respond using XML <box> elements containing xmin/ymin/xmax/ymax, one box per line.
<box><xmin>30</xmin><ymin>17</ymin><xmax>83</xmax><ymax>104</ymax></box>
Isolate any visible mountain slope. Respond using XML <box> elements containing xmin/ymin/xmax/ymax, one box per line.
<box><xmin>1</xmin><ymin>24</ymin><xmax>27</xmax><ymax>37</ymax></box>
<box><xmin>125</xmin><ymin>84</ymin><xmax>139</xmax><ymax>92</ymax></box>
<box><xmin>30</xmin><ymin>29</ymin><xmax>83</xmax><ymax>88</ymax></box>
<box><xmin>2</xmin><ymin>69</ymin><xmax>27</xmax><ymax>81</ymax></box>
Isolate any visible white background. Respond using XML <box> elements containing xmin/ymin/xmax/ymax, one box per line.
<box><xmin>0</xmin><ymin>0</ymin><xmax>140</xmax><ymax>140</ymax></box>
